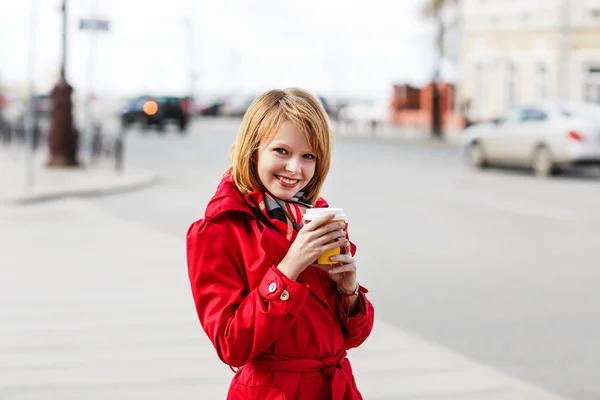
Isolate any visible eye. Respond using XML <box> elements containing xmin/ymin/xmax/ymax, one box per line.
<box><xmin>273</xmin><ymin>148</ymin><xmax>287</xmax><ymax>155</ymax></box>
<box><xmin>303</xmin><ymin>154</ymin><xmax>316</xmax><ymax>160</ymax></box>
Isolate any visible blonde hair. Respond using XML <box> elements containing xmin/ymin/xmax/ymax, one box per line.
<box><xmin>228</xmin><ymin>88</ymin><xmax>333</xmax><ymax>204</ymax></box>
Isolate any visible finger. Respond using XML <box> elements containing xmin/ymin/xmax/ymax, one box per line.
<box><xmin>328</xmin><ymin>263</ymin><xmax>356</xmax><ymax>275</ymax></box>
<box><xmin>303</xmin><ymin>213</ymin><xmax>336</xmax><ymax>230</ymax></box>
<box><xmin>312</xmin><ymin>263</ymin><xmax>333</xmax><ymax>272</ymax></box>
<box><xmin>312</xmin><ymin>221</ymin><xmax>345</xmax><ymax>237</ymax></box>
<box><xmin>340</xmin><ymin>239</ymin><xmax>351</xmax><ymax>255</ymax></box>
<box><xmin>313</xmin><ymin>229</ymin><xmax>346</xmax><ymax>247</ymax></box>
<box><xmin>329</xmin><ymin>254</ymin><xmax>354</xmax><ymax>264</ymax></box>
<box><xmin>317</xmin><ymin>237</ymin><xmax>347</xmax><ymax>253</ymax></box>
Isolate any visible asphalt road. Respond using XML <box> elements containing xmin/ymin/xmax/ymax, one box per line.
<box><xmin>87</xmin><ymin>118</ymin><xmax>600</xmax><ymax>400</ymax></box>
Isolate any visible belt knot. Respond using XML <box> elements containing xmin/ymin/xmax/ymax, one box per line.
<box><xmin>321</xmin><ymin>356</ymin><xmax>343</xmax><ymax>377</ymax></box>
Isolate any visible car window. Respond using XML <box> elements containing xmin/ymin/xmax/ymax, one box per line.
<box><xmin>497</xmin><ymin>108</ymin><xmax>522</xmax><ymax>124</ymax></box>
<box><xmin>131</xmin><ymin>98</ymin><xmax>147</xmax><ymax>109</ymax></box>
<box><xmin>521</xmin><ymin>108</ymin><xmax>548</xmax><ymax>122</ymax></box>
<box><xmin>154</xmin><ymin>97</ymin><xmax>180</xmax><ymax>106</ymax></box>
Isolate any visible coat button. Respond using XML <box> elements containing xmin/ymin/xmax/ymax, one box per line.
<box><xmin>268</xmin><ymin>282</ymin><xmax>277</xmax><ymax>293</ymax></box>
<box><xmin>280</xmin><ymin>290</ymin><xmax>290</xmax><ymax>301</ymax></box>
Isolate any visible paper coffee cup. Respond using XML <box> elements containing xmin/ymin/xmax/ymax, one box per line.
<box><xmin>303</xmin><ymin>208</ymin><xmax>347</xmax><ymax>265</ymax></box>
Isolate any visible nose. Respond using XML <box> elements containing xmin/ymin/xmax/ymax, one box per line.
<box><xmin>286</xmin><ymin>157</ymin><xmax>302</xmax><ymax>175</ymax></box>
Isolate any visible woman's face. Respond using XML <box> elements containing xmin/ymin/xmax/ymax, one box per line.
<box><xmin>256</xmin><ymin>120</ymin><xmax>317</xmax><ymax>200</ymax></box>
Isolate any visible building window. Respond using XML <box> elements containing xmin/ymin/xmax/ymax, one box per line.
<box><xmin>583</xmin><ymin>66</ymin><xmax>600</xmax><ymax>104</ymax></box>
<box><xmin>475</xmin><ymin>62</ymin><xmax>486</xmax><ymax>118</ymax></box>
<box><xmin>506</xmin><ymin>62</ymin><xmax>517</xmax><ymax>108</ymax></box>
<box><xmin>535</xmin><ymin>62</ymin><xmax>548</xmax><ymax>100</ymax></box>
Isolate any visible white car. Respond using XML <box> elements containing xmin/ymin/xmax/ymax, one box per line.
<box><xmin>461</xmin><ymin>101</ymin><xmax>600</xmax><ymax>176</ymax></box>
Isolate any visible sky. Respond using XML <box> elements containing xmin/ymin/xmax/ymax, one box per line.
<box><xmin>0</xmin><ymin>0</ymin><xmax>451</xmax><ymax>102</ymax></box>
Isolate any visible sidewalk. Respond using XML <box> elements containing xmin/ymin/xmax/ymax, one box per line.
<box><xmin>331</xmin><ymin>119</ymin><xmax>463</xmax><ymax>147</ymax></box>
<box><xmin>0</xmin><ymin>199</ymin><xmax>567</xmax><ymax>399</ymax></box>
<box><xmin>0</xmin><ymin>146</ymin><xmax>159</xmax><ymax>205</ymax></box>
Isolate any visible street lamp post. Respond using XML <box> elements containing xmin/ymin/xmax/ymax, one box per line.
<box><xmin>47</xmin><ymin>0</ymin><xmax>80</xmax><ymax>167</ymax></box>
<box><xmin>431</xmin><ymin>0</ymin><xmax>443</xmax><ymax>139</ymax></box>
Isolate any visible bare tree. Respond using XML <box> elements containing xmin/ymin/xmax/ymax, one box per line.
<box><xmin>421</xmin><ymin>0</ymin><xmax>457</xmax><ymax>139</ymax></box>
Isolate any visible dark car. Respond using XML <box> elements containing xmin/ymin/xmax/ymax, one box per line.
<box><xmin>121</xmin><ymin>96</ymin><xmax>189</xmax><ymax>133</ymax></box>
<box><xmin>198</xmin><ymin>101</ymin><xmax>224</xmax><ymax>116</ymax></box>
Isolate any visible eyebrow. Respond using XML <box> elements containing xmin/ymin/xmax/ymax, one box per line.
<box><xmin>269</xmin><ymin>141</ymin><xmax>315</xmax><ymax>153</ymax></box>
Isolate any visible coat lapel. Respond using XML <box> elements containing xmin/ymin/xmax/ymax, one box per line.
<box><xmin>258</xmin><ymin>224</ymin><xmax>331</xmax><ymax>309</ymax></box>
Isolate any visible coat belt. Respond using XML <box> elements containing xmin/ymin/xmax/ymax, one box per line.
<box><xmin>246</xmin><ymin>350</ymin><xmax>354</xmax><ymax>400</ymax></box>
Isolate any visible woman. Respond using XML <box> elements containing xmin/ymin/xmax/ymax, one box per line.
<box><xmin>186</xmin><ymin>88</ymin><xmax>374</xmax><ymax>399</ymax></box>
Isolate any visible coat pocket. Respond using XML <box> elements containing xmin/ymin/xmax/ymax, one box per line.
<box><xmin>227</xmin><ymin>383</ymin><xmax>286</xmax><ymax>400</ymax></box>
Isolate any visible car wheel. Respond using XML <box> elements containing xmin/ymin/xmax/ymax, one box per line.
<box><xmin>178</xmin><ymin>119</ymin><xmax>188</xmax><ymax>134</ymax></box>
<box><xmin>136</xmin><ymin>116</ymin><xmax>149</xmax><ymax>133</ymax></box>
<box><xmin>156</xmin><ymin>120</ymin><xmax>167</xmax><ymax>133</ymax></box>
<box><xmin>467</xmin><ymin>142</ymin><xmax>486</xmax><ymax>169</ymax></box>
<box><xmin>532</xmin><ymin>145</ymin><xmax>554</xmax><ymax>177</ymax></box>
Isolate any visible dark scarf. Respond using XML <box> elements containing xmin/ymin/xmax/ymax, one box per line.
<box><xmin>246</xmin><ymin>190</ymin><xmax>312</xmax><ymax>242</ymax></box>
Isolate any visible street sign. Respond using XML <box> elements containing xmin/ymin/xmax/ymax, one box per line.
<box><xmin>79</xmin><ymin>18</ymin><xmax>110</xmax><ymax>31</ymax></box>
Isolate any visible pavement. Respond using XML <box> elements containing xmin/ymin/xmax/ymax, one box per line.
<box><xmin>0</xmin><ymin>146</ymin><xmax>159</xmax><ymax>205</ymax></box>
<box><xmin>0</xmin><ymin>200</ymin><xmax>566</xmax><ymax>400</ymax></box>
<box><xmin>0</xmin><ymin>122</ymin><xmax>568</xmax><ymax>399</ymax></box>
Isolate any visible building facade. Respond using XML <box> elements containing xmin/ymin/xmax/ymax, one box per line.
<box><xmin>458</xmin><ymin>0</ymin><xmax>600</xmax><ymax>121</ymax></box>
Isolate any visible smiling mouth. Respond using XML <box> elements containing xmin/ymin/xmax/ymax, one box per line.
<box><xmin>276</xmin><ymin>175</ymin><xmax>300</xmax><ymax>186</ymax></box>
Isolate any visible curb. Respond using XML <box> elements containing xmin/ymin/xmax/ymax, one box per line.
<box><xmin>337</xmin><ymin>132</ymin><xmax>461</xmax><ymax>149</ymax></box>
<box><xmin>0</xmin><ymin>173</ymin><xmax>161</xmax><ymax>206</ymax></box>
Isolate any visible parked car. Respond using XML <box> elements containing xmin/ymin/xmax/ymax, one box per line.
<box><xmin>196</xmin><ymin>99</ymin><xmax>224</xmax><ymax>116</ymax></box>
<box><xmin>461</xmin><ymin>101</ymin><xmax>600</xmax><ymax>176</ymax></box>
<box><xmin>220</xmin><ymin>94</ymin><xmax>256</xmax><ymax>117</ymax></box>
<box><xmin>121</xmin><ymin>96</ymin><xmax>189</xmax><ymax>133</ymax></box>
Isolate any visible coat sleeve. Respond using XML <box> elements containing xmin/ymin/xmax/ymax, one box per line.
<box><xmin>338</xmin><ymin>286</ymin><xmax>375</xmax><ymax>350</ymax></box>
<box><xmin>186</xmin><ymin>219</ymin><xmax>310</xmax><ymax>368</ymax></box>
<box><xmin>336</xmin><ymin>234</ymin><xmax>374</xmax><ymax>350</ymax></box>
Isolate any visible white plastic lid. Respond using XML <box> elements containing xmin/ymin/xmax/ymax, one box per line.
<box><xmin>303</xmin><ymin>207</ymin><xmax>346</xmax><ymax>221</ymax></box>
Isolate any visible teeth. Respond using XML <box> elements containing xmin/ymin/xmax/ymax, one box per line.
<box><xmin>278</xmin><ymin>176</ymin><xmax>298</xmax><ymax>185</ymax></box>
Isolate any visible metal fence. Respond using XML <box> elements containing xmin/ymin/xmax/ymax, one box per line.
<box><xmin>0</xmin><ymin>114</ymin><xmax>125</xmax><ymax>172</ymax></box>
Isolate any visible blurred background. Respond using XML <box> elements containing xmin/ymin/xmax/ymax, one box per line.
<box><xmin>3</xmin><ymin>0</ymin><xmax>600</xmax><ymax>149</ymax></box>
<box><xmin>0</xmin><ymin>0</ymin><xmax>455</xmax><ymax>137</ymax></box>
<box><xmin>3</xmin><ymin>1</ymin><xmax>600</xmax><ymax>400</ymax></box>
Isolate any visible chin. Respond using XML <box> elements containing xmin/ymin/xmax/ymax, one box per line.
<box><xmin>270</xmin><ymin>189</ymin><xmax>295</xmax><ymax>200</ymax></box>
<box><xmin>266</xmin><ymin>182</ymin><xmax>301</xmax><ymax>200</ymax></box>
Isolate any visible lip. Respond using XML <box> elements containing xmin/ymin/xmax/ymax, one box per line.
<box><xmin>276</xmin><ymin>175</ymin><xmax>299</xmax><ymax>189</ymax></box>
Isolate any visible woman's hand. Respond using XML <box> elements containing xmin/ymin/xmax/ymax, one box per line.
<box><xmin>321</xmin><ymin>238</ymin><xmax>357</xmax><ymax>295</ymax></box>
<box><xmin>277</xmin><ymin>214</ymin><xmax>348</xmax><ymax>281</ymax></box>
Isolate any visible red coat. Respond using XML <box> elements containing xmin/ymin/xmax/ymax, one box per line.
<box><xmin>186</xmin><ymin>176</ymin><xmax>375</xmax><ymax>400</ymax></box>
